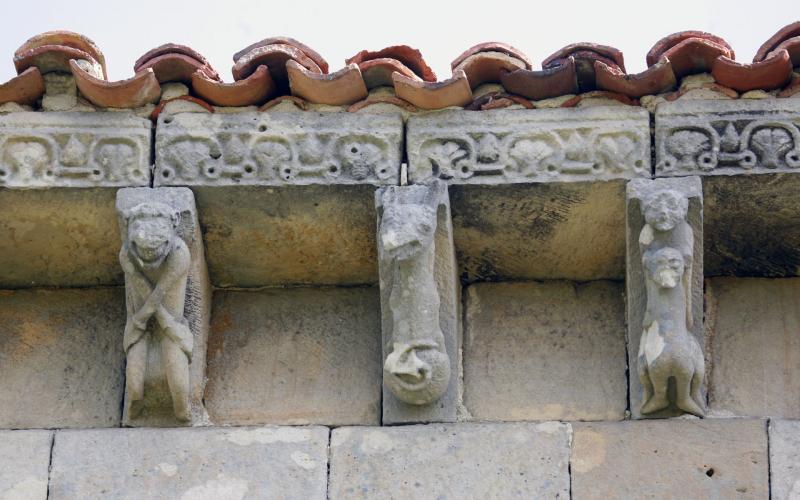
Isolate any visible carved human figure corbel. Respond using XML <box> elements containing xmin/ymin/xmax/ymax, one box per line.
<box><xmin>120</xmin><ymin>202</ymin><xmax>193</xmax><ymax>422</ymax></box>
<box><xmin>637</xmin><ymin>188</ymin><xmax>706</xmax><ymax>417</ymax></box>
<box><xmin>378</xmin><ymin>185</ymin><xmax>451</xmax><ymax>406</ymax></box>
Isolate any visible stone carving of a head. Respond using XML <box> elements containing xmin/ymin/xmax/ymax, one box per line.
<box><xmin>379</xmin><ymin>200</ymin><xmax>437</xmax><ymax>261</ymax></box>
<box><xmin>384</xmin><ymin>340</ymin><xmax>450</xmax><ymax>405</ymax></box>
<box><xmin>124</xmin><ymin>202</ymin><xmax>179</xmax><ymax>265</ymax></box>
<box><xmin>644</xmin><ymin>247</ymin><xmax>684</xmax><ymax>289</ymax></box>
<box><xmin>643</xmin><ymin>190</ymin><xmax>688</xmax><ymax>232</ymax></box>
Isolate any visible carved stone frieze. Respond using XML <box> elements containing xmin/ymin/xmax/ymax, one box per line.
<box><xmin>117</xmin><ymin>187</ymin><xmax>211</xmax><ymax>427</ymax></box>
<box><xmin>0</xmin><ymin>112</ymin><xmax>151</xmax><ymax>187</ymax></box>
<box><xmin>407</xmin><ymin>107</ymin><xmax>651</xmax><ymax>184</ymax></box>
<box><xmin>155</xmin><ymin>112</ymin><xmax>403</xmax><ymax>186</ymax></box>
<box><xmin>656</xmin><ymin>99</ymin><xmax>800</xmax><ymax>175</ymax></box>
<box><xmin>627</xmin><ymin>176</ymin><xmax>705</xmax><ymax>418</ymax></box>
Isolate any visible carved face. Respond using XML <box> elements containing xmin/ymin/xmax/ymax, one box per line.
<box><xmin>384</xmin><ymin>341</ymin><xmax>450</xmax><ymax>405</ymax></box>
<box><xmin>643</xmin><ymin>190</ymin><xmax>688</xmax><ymax>232</ymax></box>
<box><xmin>645</xmin><ymin>247</ymin><xmax>684</xmax><ymax>289</ymax></box>
<box><xmin>127</xmin><ymin>206</ymin><xmax>178</xmax><ymax>264</ymax></box>
<box><xmin>380</xmin><ymin>204</ymin><xmax>437</xmax><ymax>261</ymax></box>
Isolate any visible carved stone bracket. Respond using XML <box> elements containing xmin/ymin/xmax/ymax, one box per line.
<box><xmin>626</xmin><ymin>176</ymin><xmax>705</xmax><ymax>418</ymax></box>
<box><xmin>0</xmin><ymin>112</ymin><xmax>152</xmax><ymax>187</ymax></box>
<box><xmin>154</xmin><ymin>112</ymin><xmax>403</xmax><ymax>186</ymax></box>
<box><xmin>117</xmin><ymin>187</ymin><xmax>211</xmax><ymax>427</ymax></box>
<box><xmin>376</xmin><ymin>180</ymin><xmax>461</xmax><ymax>423</ymax></box>
<box><xmin>656</xmin><ymin>99</ymin><xmax>800</xmax><ymax>175</ymax></box>
<box><xmin>407</xmin><ymin>107</ymin><xmax>651</xmax><ymax>184</ymax></box>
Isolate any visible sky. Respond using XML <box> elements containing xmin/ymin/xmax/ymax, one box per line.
<box><xmin>0</xmin><ymin>0</ymin><xmax>795</xmax><ymax>82</ymax></box>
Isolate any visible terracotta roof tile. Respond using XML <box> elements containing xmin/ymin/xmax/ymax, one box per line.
<box><xmin>0</xmin><ymin>67</ymin><xmax>45</xmax><ymax>105</ymax></box>
<box><xmin>499</xmin><ymin>57</ymin><xmax>578</xmax><ymax>100</ymax></box>
<box><xmin>647</xmin><ymin>31</ymin><xmax>733</xmax><ymax>66</ymax></box>
<box><xmin>355</xmin><ymin>58</ymin><xmax>419</xmax><ymax>89</ymax></box>
<box><xmin>192</xmin><ymin>65</ymin><xmax>275</xmax><ymax>107</ymax></box>
<box><xmin>754</xmin><ymin>22</ymin><xmax>800</xmax><ymax>62</ymax></box>
<box><xmin>660</xmin><ymin>37</ymin><xmax>733</xmax><ymax>77</ymax></box>
<box><xmin>234</xmin><ymin>37</ymin><xmax>328</xmax><ymax>73</ymax></box>
<box><xmin>712</xmin><ymin>49</ymin><xmax>793</xmax><ymax>92</ymax></box>
<box><xmin>69</xmin><ymin>59</ymin><xmax>160</xmax><ymax>108</ymax></box>
<box><xmin>15</xmin><ymin>31</ymin><xmax>107</xmax><ymax>78</ymax></box>
<box><xmin>392</xmin><ymin>69</ymin><xmax>472</xmax><ymax>109</ymax></box>
<box><xmin>14</xmin><ymin>45</ymin><xmax>103</xmax><ymax>78</ymax></box>
<box><xmin>595</xmin><ymin>57</ymin><xmax>676</xmax><ymax>97</ymax></box>
<box><xmin>287</xmin><ymin>61</ymin><xmax>367</xmax><ymax>105</ymax></box>
<box><xmin>542</xmin><ymin>43</ymin><xmax>625</xmax><ymax>92</ymax></box>
<box><xmin>767</xmin><ymin>37</ymin><xmax>800</xmax><ymax>67</ymax></box>
<box><xmin>232</xmin><ymin>44</ymin><xmax>322</xmax><ymax>94</ymax></box>
<box><xmin>454</xmin><ymin>51</ymin><xmax>528</xmax><ymax>89</ymax></box>
<box><xmin>347</xmin><ymin>46</ymin><xmax>436</xmax><ymax>81</ymax></box>
<box><xmin>135</xmin><ymin>43</ymin><xmax>212</xmax><ymax>70</ymax></box>
<box><xmin>136</xmin><ymin>53</ymin><xmax>218</xmax><ymax>84</ymax></box>
<box><xmin>451</xmin><ymin>42</ymin><xmax>532</xmax><ymax>71</ymax></box>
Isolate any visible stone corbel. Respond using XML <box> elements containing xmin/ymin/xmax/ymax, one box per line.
<box><xmin>117</xmin><ymin>187</ymin><xmax>211</xmax><ymax>426</ymax></box>
<box><xmin>627</xmin><ymin>176</ymin><xmax>705</xmax><ymax>418</ymax></box>
<box><xmin>376</xmin><ymin>180</ymin><xmax>461</xmax><ymax>423</ymax></box>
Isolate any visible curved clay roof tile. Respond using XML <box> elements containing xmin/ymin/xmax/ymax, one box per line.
<box><xmin>455</xmin><ymin>51</ymin><xmax>528</xmax><ymax>89</ymax></box>
<box><xmin>14</xmin><ymin>45</ymin><xmax>103</xmax><ymax>78</ymax></box>
<box><xmin>15</xmin><ymin>31</ymin><xmax>106</xmax><ymax>78</ymax></box>
<box><xmin>191</xmin><ymin>65</ymin><xmax>275</xmax><ymax>107</ymax></box>
<box><xmin>647</xmin><ymin>31</ymin><xmax>733</xmax><ymax>66</ymax></box>
<box><xmin>754</xmin><ymin>21</ymin><xmax>800</xmax><ymax>62</ymax></box>
<box><xmin>711</xmin><ymin>49</ymin><xmax>793</xmax><ymax>92</ymax></box>
<box><xmin>542</xmin><ymin>43</ymin><xmax>625</xmax><ymax>72</ymax></box>
<box><xmin>661</xmin><ymin>37</ymin><xmax>733</xmax><ymax>77</ymax></box>
<box><xmin>232</xmin><ymin>44</ymin><xmax>322</xmax><ymax>94</ymax></box>
<box><xmin>767</xmin><ymin>36</ymin><xmax>800</xmax><ymax>67</ymax></box>
<box><xmin>287</xmin><ymin>61</ymin><xmax>368</xmax><ymax>105</ymax></box>
<box><xmin>134</xmin><ymin>43</ymin><xmax>213</xmax><ymax>70</ymax></box>
<box><xmin>499</xmin><ymin>57</ymin><xmax>578</xmax><ymax>100</ymax></box>
<box><xmin>347</xmin><ymin>46</ymin><xmax>436</xmax><ymax>82</ymax></box>
<box><xmin>594</xmin><ymin>57</ymin><xmax>677</xmax><ymax>97</ymax></box>
<box><xmin>0</xmin><ymin>67</ymin><xmax>45</xmax><ymax>106</ymax></box>
<box><xmin>392</xmin><ymin>69</ymin><xmax>473</xmax><ymax>109</ymax></box>
<box><xmin>234</xmin><ymin>37</ymin><xmax>328</xmax><ymax>73</ymax></box>
<box><xmin>356</xmin><ymin>58</ymin><xmax>419</xmax><ymax>89</ymax></box>
<box><xmin>137</xmin><ymin>53</ymin><xmax>220</xmax><ymax>84</ymax></box>
<box><xmin>70</xmin><ymin>59</ymin><xmax>161</xmax><ymax>108</ymax></box>
<box><xmin>451</xmin><ymin>42</ymin><xmax>532</xmax><ymax>71</ymax></box>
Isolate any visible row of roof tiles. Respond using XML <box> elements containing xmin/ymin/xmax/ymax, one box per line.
<box><xmin>1</xmin><ymin>23</ymin><xmax>799</xmax><ymax>112</ymax></box>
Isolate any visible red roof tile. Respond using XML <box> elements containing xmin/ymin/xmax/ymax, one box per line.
<box><xmin>392</xmin><ymin>69</ymin><xmax>472</xmax><ymax>109</ymax></box>
<box><xmin>192</xmin><ymin>65</ymin><xmax>274</xmax><ymax>107</ymax></box>
<box><xmin>0</xmin><ymin>67</ymin><xmax>45</xmax><ymax>105</ymax></box>
<box><xmin>347</xmin><ymin>46</ymin><xmax>436</xmax><ymax>82</ymax></box>
<box><xmin>647</xmin><ymin>31</ymin><xmax>733</xmax><ymax>66</ymax></box>
<box><xmin>499</xmin><ymin>58</ymin><xmax>578</xmax><ymax>100</ymax></box>
<box><xmin>287</xmin><ymin>61</ymin><xmax>368</xmax><ymax>105</ymax></box>
<box><xmin>451</xmin><ymin>42</ymin><xmax>532</xmax><ymax>71</ymax></box>
<box><xmin>70</xmin><ymin>59</ymin><xmax>160</xmax><ymax>108</ymax></box>
<box><xmin>661</xmin><ymin>37</ymin><xmax>733</xmax><ymax>77</ymax></box>
<box><xmin>754</xmin><ymin>22</ymin><xmax>800</xmax><ymax>62</ymax></box>
<box><xmin>454</xmin><ymin>51</ymin><xmax>528</xmax><ymax>89</ymax></box>
<box><xmin>542</xmin><ymin>43</ymin><xmax>625</xmax><ymax>92</ymax></box>
<box><xmin>595</xmin><ymin>57</ymin><xmax>676</xmax><ymax>97</ymax></box>
<box><xmin>232</xmin><ymin>44</ymin><xmax>322</xmax><ymax>94</ymax></box>
<box><xmin>15</xmin><ymin>31</ymin><xmax>106</xmax><ymax>78</ymax></box>
<box><xmin>234</xmin><ymin>37</ymin><xmax>328</xmax><ymax>73</ymax></box>
<box><xmin>712</xmin><ymin>49</ymin><xmax>793</xmax><ymax>92</ymax></box>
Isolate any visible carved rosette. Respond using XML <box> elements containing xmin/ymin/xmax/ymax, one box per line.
<box><xmin>656</xmin><ymin>100</ymin><xmax>800</xmax><ymax>175</ymax></box>
<box><xmin>0</xmin><ymin>112</ymin><xmax>151</xmax><ymax>187</ymax></box>
<box><xmin>407</xmin><ymin>107</ymin><xmax>651</xmax><ymax>184</ymax></box>
<box><xmin>155</xmin><ymin>112</ymin><xmax>403</xmax><ymax>186</ymax></box>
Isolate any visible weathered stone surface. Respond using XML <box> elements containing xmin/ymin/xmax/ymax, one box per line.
<box><xmin>655</xmin><ymin>99</ymin><xmax>800</xmax><ymax>176</ymax></box>
<box><xmin>0</xmin><ymin>188</ymin><xmax>122</xmax><ymax>287</ymax></box>
<box><xmin>407</xmin><ymin>107</ymin><xmax>650</xmax><ymax>184</ymax></box>
<box><xmin>205</xmin><ymin>287</ymin><xmax>381</xmax><ymax>426</ymax></box>
<box><xmin>627</xmin><ymin>176</ymin><xmax>704</xmax><ymax>418</ymax></box>
<box><xmin>49</xmin><ymin>426</ymin><xmax>329</xmax><ymax>500</ymax></box>
<box><xmin>376</xmin><ymin>181</ymin><xmax>461</xmax><ymax>423</ymax></box>
<box><xmin>154</xmin><ymin>111</ymin><xmax>402</xmax><ymax>186</ymax></box>
<box><xmin>452</xmin><ymin>180</ymin><xmax>627</xmax><ymax>282</ymax></box>
<box><xmin>329</xmin><ymin>422</ymin><xmax>570</xmax><ymax>499</ymax></box>
<box><xmin>0</xmin><ymin>112</ymin><xmax>151</xmax><ymax>187</ymax></box>
<box><xmin>0</xmin><ymin>430</ymin><xmax>52</xmax><ymax>499</ymax></box>
<box><xmin>0</xmin><ymin>288</ymin><xmax>125</xmax><ymax>428</ymax></box>
<box><xmin>704</xmin><ymin>173</ymin><xmax>800</xmax><ymax>277</ymax></box>
<box><xmin>571</xmin><ymin>419</ymin><xmax>769</xmax><ymax>500</ymax></box>
<box><xmin>193</xmin><ymin>184</ymin><xmax>379</xmax><ymax>287</ymax></box>
<box><xmin>707</xmin><ymin>277</ymin><xmax>800</xmax><ymax>417</ymax></box>
<box><xmin>769</xmin><ymin>419</ymin><xmax>800</xmax><ymax>500</ymax></box>
<box><xmin>464</xmin><ymin>281</ymin><xmax>626</xmax><ymax>421</ymax></box>
<box><xmin>117</xmin><ymin>187</ymin><xmax>211</xmax><ymax>427</ymax></box>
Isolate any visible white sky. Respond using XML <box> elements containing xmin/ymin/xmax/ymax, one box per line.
<box><xmin>0</xmin><ymin>0</ymin><xmax>795</xmax><ymax>82</ymax></box>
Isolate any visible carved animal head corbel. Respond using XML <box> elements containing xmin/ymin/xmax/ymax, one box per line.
<box><xmin>384</xmin><ymin>340</ymin><xmax>451</xmax><ymax>405</ymax></box>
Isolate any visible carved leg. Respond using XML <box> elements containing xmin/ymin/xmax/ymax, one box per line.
<box><xmin>125</xmin><ymin>339</ymin><xmax>148</xmax><ymax>417</ymax></box>
<box><xmin>690</xmin><ymin>357</ymin><xmax>707</xmax><ymax>412</ymax></box>
<box><xmin>162</xmin><ymin>338</ymin><xmax>191</xmax><ymax>422</ymax></box>
<box><xmin>676</xmin><ymin>370</ymin><xmax>705</xmax><ymax>417</ymax></box>
<box><xmin>637</xmin><ymin>354</ymin><xmax>655</xmax><ymax>409</ymax></box>
<box><xmin>641</xmin><ymin>371</ymin><xmax>669</xmax><ymax>414</ymax></box>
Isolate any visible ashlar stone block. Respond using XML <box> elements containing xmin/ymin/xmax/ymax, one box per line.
<box><xmin>0</xmin><ymin>430</ymin><xmax>52</xmax><ymax>500</ymax></box>
<box><xmin>0</xmin><ymin>288</ymin><xmax>125</xmax><ymax>429</ymax></box>
<box><xmin>655</xmin><ymin>99</ymin><xmax>800</xmax><ymax>176</ymax></box>
<box><xmin>329</xmin><ymin>422</ymin><xmax>571</xmax><ymax>499</ymax></box>
<box><xmin>626</xmin><ymin>176</ymin><xmax>705</xmax><ymax>418</ymax></box>
<box><xmin>154</xmin><ymin>111</ymin><xmax>402</xmax><ymax>186</ymax></box>
<box><xmin>205</xmin><ymin>287</ymin><xmax>381</xmax><ymax>426</ymax></box>
<box><xmin>116</xmin><ymin>187</ymin><xmax>211</xmax><ymax>427</ymax></box>
<box><xmin>48</xmin><ymin>426</ymin><xmax>329</xmax><ymax>500</ymax></box>
<box><xmin>571</xmin><ymin>419</ymin><xmax>768</xmax><ymax>500</ymax></box>
<box><xmin>707</xmin><ymin>277</ymin><xmax>800</xmax><ymax>418</ymax></box>
<box><xmin>0</xmin><ymin>111</ymin><xmax>151</xmax><ymax>187</ymax></box>
<box><xmin>464</xmin><ymin>281</ymin><xmax>627</xmax><ymax>421</ymax></box>
<box><xmin>407</xmin><ymin>107</ymin><xmax>651</xmax><ymax>184</ymax></box>
<box><xmin>769</xmin><ymin>419</ymin><xmax>800</xmax><ymax>500</ymax></box>
<box><xmin>376</xmin><ymin>181</ymin><xmax>461</xmax><ymax>423</ymax></box>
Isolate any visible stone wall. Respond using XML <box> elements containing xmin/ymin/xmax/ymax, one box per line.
<box><xmin>2</xmin><ymin>94</ymin><xmax>800</xmax><ymax>498</ymax></box>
